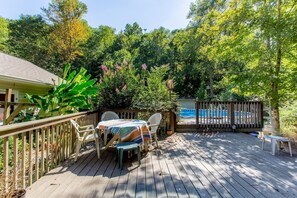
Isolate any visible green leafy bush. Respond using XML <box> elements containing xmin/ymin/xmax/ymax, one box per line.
<box><xmin>97</xmin><ymin>63</ymin><xmax>178</xmax><ymax>111</ymax></box>
<box><xmin>133</xmin><ymin>65</ymin><xmax>177</xmax><ymax>111</ymax></box>
<box><xmin>26</xmin><ymin>64</ymin><xmax>98</xmax><ymax>117</ymax></box>
<box><xmin>97</xmin><ymin>63</ymin><xmax>140</xmax><ymax>109</ymax></box>
<box><xmin>280</xmin><ymin>101</ymin><xmax>297</xmax><ymax>139</ymax></box>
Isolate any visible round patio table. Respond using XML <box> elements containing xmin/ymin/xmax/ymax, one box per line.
<box><xmin>96</xmin><ymin>119</ymin><xmax>151</xmax><ymax>146</ymax></box>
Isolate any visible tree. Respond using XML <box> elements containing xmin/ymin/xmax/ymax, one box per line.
<box><xmin>190</xmin><ymin>0</ymin><xmax>297</xmax><ymax>132</ymax></box>
<box><xmin>133</xmin><ymin>65</ymin><xmax>177</xmax><ymax>111</ymax></box>
<box><xmin>7</xmin><ymin>15</ymin><xmax>54</xmax><ymax>72</ymax></box>
<box><xmin>108</xmin><ymin>22</ymin><xmax>143</xmax><ymax>66</ymax></box>
<box><xmin>188</xmin><ymin>0</ymin><xmax>228</xmax><ymax>99</ymax></box>
<box><xmin>42</xmin><ymin>0</ymin><xmax>90</xmax><ymax>65</ymax></box>
<box><xmin>74</xmin><ymin>25</ymin><xmax>117</xmax><ymax>78</ymax></box>
<box><xmin>135</xmin><ymin>27</ymin><xmax>171</xmax><ymax>69</ymax></box>
<box><xmin>0</xmin><ymin>16</ymin><xmax>9</xmax><ymax>52</ymax></box>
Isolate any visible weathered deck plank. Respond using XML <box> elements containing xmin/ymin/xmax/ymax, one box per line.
<box><xmin>26</xmin><ymin>132</ymin><xmax>297</xmax><ymax>198</ymax></box>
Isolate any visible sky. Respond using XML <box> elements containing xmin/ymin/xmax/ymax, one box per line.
<box><xmin>0</xmin><ymin>0</ymin><xmax>194</xmax><ymax>32</ymax></box>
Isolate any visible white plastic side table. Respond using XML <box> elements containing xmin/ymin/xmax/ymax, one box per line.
<box><xmin>262</xmin><ymin>135</ymin><xmax>292</xmax><ymax>157</ymax></box>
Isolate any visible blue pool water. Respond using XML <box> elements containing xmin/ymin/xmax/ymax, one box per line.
<box><xmin>180</xmin><ymin>109</ymin><xmax>228</xmax><ymax>118</ymax></box>
<box><xmin>180</xmin><ymin>109</ymin><xmax>249</xmax><ymax>118</ymax></box>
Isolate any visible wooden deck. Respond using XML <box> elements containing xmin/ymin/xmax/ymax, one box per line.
<box><xmin>26</xmin><ymin>132</ymin><xmax>297</xmax><ymax>198</ymax></box>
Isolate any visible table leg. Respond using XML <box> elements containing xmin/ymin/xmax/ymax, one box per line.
<box><xmin>103</xmin><ymin>129</ymin><xmax>108</xmax><ymax>146</ymax></box>
<box><xmin>288</xmin><ymin>141</ymin><xmax>292</xmax><ymax>157</ymax></box>
<box><xmin>144</xmin><ymin>141</ymin><xmax>148</xmax><ymax>152</ymax></box>
<box><xmin>271</xmin><ymin>139</ymin><xmax>276</xmax><ymax>155</ymax></box>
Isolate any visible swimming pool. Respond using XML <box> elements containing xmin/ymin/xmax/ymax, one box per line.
<box><xmin>180</xmin><ymin>109</ymin><xmax>229</xmax><ymax>118</ymax></box>
<box><xmin>179</xmin><ymin>109</ymin><xmax>251</xmax><ymax>118</ymax></box>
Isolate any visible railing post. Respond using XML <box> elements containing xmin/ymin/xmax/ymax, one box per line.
<box><xmin>261</xmin><ymin>101</ymin><xmax>264</xmax><ymax>128</ymax></box>
<box><xmin>3</xmin><ymin>88</ymin><xmax>12</xmax><ymax>125</ymax></box>
<box><xmin>230</xmin><ymin>102</ymin><xmax>235</xmax><ymax>129</ymax></box>
<box><xmin>169</xmin><ymin>110</ymin><xmax>175</xmax><ymax>132</ymax></box>
<box><xmin>196</xmin><ymin>98</ymin><xmax>199</xmax><ymax>129</ymax></box>
<box><xmin>3</xmin><ymin>137</ymin><xmax>9</xmax><ymax>193</ymax></box>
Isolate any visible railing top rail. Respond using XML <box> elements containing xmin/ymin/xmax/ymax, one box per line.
<box><xmin>196</xmin><ymin>101</ymin><xmax>262</xmax><ymax>103</ymax></box>
<box><xmin>0</xmin><ymin>110</ymin><xmax>98</xmax><ymax>138</ymax></box>
<box><xmin>100</xmin><ymin>108</ymin><xmax>171</xmax><ymax>113</ymax></box>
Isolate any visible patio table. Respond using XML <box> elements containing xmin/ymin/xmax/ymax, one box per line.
<box><xmin>262</xmin><ymin>135</ymin><xmax>292</xmax><ymax>157</ymax></box>
<box><xmin>96</xmin><ymin>119</ymin><xmax>151</xmax><ymax>151</ymax></box>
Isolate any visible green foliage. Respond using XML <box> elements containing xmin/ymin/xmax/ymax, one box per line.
<box><xmin>13</xmin><ymin>107</ymin><xmax>40</xmax><ymax>123</ymax></box>
<box><xmin>195</xmin><ymin>84</ymin><xmax>207</xmax><ymax>100</ymax></box>
<box><xmin>133</xmin><ymin>65</ymin><xmax>178</xmax><ymax>111</ymax></box>
<box><xmin>26</xmin><ymin>64</ymin><xmax>98</xmax><ymax>117</ymax></box>
<box><xmin>2</xmin><ymin>0</ymin><xmax>297</xmax><ymax>134</ymax></box>
<box><xmin>280</xmin><ymin>101</ymin><xmax>297</xmax><ymax>138</ymax></box>
<box><xmin>0</xmin><ymin>136</ymin><xmax>23</xmax><ymax>171</ymax></box>
<box><xmin>135</xmin><ymin>27</ymin><xmax>171</xmax><ymax>69</ymax></box>
<box><xmin>7</xmin><ymin>15</ymin><xmax>55</xmax><ymax>72</ymax></box>
<box><xmin>97</xmin><ymin>63</ymin><xmax>139</xmax><ymax>109</ymax></box>
<box><xmin>42</xmin><ymin>0</ymin><xmax>90</xmax><ymax>65</ymax></box>
<box><xmin>0</xmin><ymin>16</ymin><xmax>9</xmax><ymax>52</ymax></box>
<box><xmin>97</xmin><ymin>63</ymin><xmax>178</xmax><ymax>111</ymax></box>
<box><xmin>188</xmin><ymin>0</ymin><xmax>297</xmax><ymax>130</ymax></box>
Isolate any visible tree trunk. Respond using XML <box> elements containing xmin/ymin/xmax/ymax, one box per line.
<box><xmin>271</xmin><ymin>0</ymin><xmax>282</xmax><ymax>133</ymax></box>
<box><xmin>209</xmin><ymin>65</ymin><xmax>214</xmax><ymax>100</ymax></box>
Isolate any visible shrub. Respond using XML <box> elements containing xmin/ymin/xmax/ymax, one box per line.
<box><xmin>132</xmin><ymin>65</ymin><xmax>178</xmax><ymax>111</ymax></box>
<box><xmin>97</xmin><ymin>63</ymin><xmax>139</xmax><ymax>109</ymax></box>
<box><xmin>26</xmin><ymin>64</ymin><xmax>98</xmax><ymax>117</ymax></box>
<box><xmin>97</xmin><ymin>63</ymin><xmax>178</xmax><ymax>112</ymax></box>
<box><xmin>280</xmin><ymin>101</ymin><xmax>297</xmax><ymax>139</ymax></box>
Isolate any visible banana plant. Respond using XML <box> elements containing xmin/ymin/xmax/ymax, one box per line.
<box><xmin>26</xmin><ymin>64</ymin><xmax>98</xmax><ymax>117</ymax></box>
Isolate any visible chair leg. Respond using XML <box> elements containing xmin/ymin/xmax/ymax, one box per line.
<box><xmin>262</xmin><ymin>137</ymin><xmax>265</xmax><ymax>150</ymax></box>
<box><xmin>137</xmin><ymin>146</ymin><xmax>141</xmax><ymax>166</ymax></box>
<box><xmin>272</xmin><ymin>139</ymin><xmax>276</xmax><ymax>155</ymax></box>
<box><xmin>117</xmin><ymin>149</ymin><xmax>120</xmax><ymax>168</ymax></box>
<box><xmin>120</xmin><ymin>149</ymin><xmax>124</xmax><ymax>170</ymax></box>
<box><xmin>154</xmin><ymin>133</ymin><xmax>159</xmax><ymax>148</ymax></box>
<box><xmin>75</xmin><ymin>141</ymin><xmax>81</xmax><ymax>162</ymax></box>
<box><xmin>95</xmin><ymin>138</ymin><xmax>100</xmax><ymax>159</ymax></box>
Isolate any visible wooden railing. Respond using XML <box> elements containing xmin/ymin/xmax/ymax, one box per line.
<box><xmin>0</xmin><ymin>108</ymin><xmax>173</xmax><ymax>194</ymax></box>
<box><xmin>0</xmin><ymin>111</ymin><xmax>98</xmax><ymax>194</ymax></box>
<box><xmin>176</xmin><ymin>101</ymin><xmax>263</xmax><ymax>132</ymax></box>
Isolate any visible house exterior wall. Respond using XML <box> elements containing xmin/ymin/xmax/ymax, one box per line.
<box><xmin>0</xmin><ymin>79</ymin><xmax>51</xmax><ymax>102</ymax></box>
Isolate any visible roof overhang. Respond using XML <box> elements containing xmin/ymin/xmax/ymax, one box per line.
<box><xmin>0</xmin><ymin>75</ymin><xmax>54</xmax><ymax>88</ymax></box>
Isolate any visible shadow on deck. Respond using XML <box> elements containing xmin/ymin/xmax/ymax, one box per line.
<box><xmin>26</xmin><ymin>132</ymin><xmax>297</xmax><ymax>198</ymax></box>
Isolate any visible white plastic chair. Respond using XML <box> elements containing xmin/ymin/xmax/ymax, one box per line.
<box><xmin>101</xmin><ymin>111</ymin><xmax>119</xmax><ymax>121</ymax></box>
<box><xmin>70</xmin><ymin>119</ymin><xmax>100</xmax><ymax>161</ymax></box>
<box><xmin>147</xmin><ymin>113</ymin><xmax>162</xmax><ymax>148</ymax></box>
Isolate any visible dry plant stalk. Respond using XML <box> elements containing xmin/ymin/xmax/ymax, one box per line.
<box><xmin>0</xmin><ymin>165</ymin><xmax>25</xmax><ymax>198</ymax></box>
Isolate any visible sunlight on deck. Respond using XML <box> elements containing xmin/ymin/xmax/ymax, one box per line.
<box><xmin>26</xmin><ymin>133</ymin><xmax>297</xmax><ymax>198</ymax></box>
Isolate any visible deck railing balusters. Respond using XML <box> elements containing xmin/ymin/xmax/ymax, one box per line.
<box><xmin>177</xmin><ymin>101</ymin><xmax>263</xmax><ymax>132</ymax></box>
<box><xmin>28</xmin><ymin>130</ymin><xmax>33</xmax><ymax>186</ymax></box>
<box><xmin>35</xmin><ymin>129</ymin><xmax>39</xmax><ymax>181</ymax></box>
<box><xmin>41</xmin><ymin>128</ymin><xmax>45</xmax><ymax>177</ymax></box>
<box><xmin>21</xmin><ymin>132</ymin><xmax>26</xmax><ymax>188</ymax></box>
<box><xmin>13</xmin><ymin>134</ymin><xmax>18</xmax><ymax>189</ymax></box>
<box><xmin>0</xmin><ymin>111</ymin><xmax>100</xmax><ymax>192</ymax></box>
<box><xmin>46</xmin><ymin>127</ymin><xmax>50</xmax><ymax>173</ymax></box>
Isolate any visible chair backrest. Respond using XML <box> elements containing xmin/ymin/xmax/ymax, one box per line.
<box><xmin>101</xmin><ymin>111</ymin><xmax>119</xmax><ymax>121</ymax></box>
<box><xmin>70</xmin><ymin>119</ymin><xmax>80</xmax><ymax>136</ymax></box>
<box><xmin>147</xmin><ymin>113</ymin><xmax>162</xmax><ymax>133</ymax></box>
<box><xmin>70</xmin><ymin>120</ymin><xmax>80</xmax><ymax>138</ymax></box>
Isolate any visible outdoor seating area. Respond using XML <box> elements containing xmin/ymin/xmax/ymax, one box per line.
<box><xmin>25</xmin><ymin>132</ymin><xmax>297</xmax><ymax>198</ymax></box>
